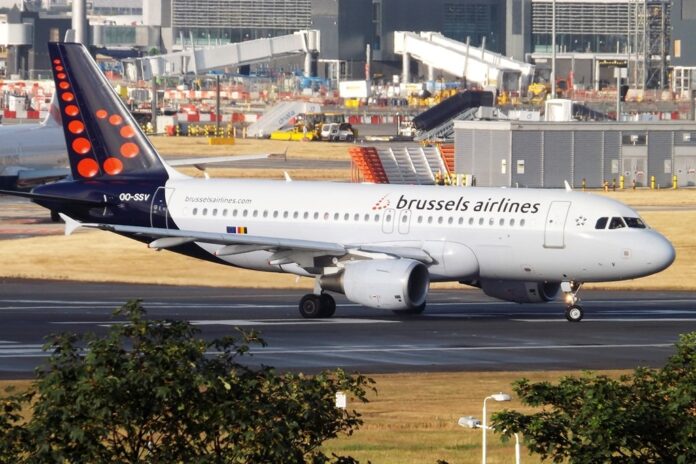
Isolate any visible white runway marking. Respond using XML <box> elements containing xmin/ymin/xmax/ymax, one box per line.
<box><xmin>50</xmin><ymin>318</ymin><xmax>399</xmax><ymax>327</ymax></box>
<box><xmin>250</xmin><ymin>342</ymin><xmax>675</xmax><ymax>356</ymax></box>
<box><xmin>513</xmin><ymin>318</ymin><xmax>696</xmax><ymax>323</ymax></box>
<box><xmin>0</xmin><ymin>341</ymin><xmax>676</xmax><ymax>359</ymax></box>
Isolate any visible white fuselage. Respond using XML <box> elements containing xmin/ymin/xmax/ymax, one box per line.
<box><xmin>160</xmin><ymin>177</ymin><xmax>674</xmax><ymax>284</ymax></box>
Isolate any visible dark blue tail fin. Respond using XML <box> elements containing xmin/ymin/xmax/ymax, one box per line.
<box><xmin>48</xmin><ymin>42</ymin><xmax>172</xmax><ymax>181</ymax></box>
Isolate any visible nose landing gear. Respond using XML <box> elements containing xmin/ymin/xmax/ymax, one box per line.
<box><xmin>562</xmin><ymin>281</ymin><xmax>583</xmax><ymax>322</ymax></box>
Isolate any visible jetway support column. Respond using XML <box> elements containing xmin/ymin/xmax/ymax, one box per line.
<box><xmin>304</xmin><ymin>52</ymin><xmax>312</xmax><ymax>77</ymax></box>
<box><xmin>402</xmin><ymin>52</ymin><xmax>410</xmax><ymax>84</ymax></box>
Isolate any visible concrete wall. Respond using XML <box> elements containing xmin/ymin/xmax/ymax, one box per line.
<box><xmin>672</xmin><ymin>0</ymin><xmax>696</xmax><ymax>67</ymax></box>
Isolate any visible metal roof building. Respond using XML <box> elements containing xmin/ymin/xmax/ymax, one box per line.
<box><xmin>454</xmin><ymin>120</ymin><xmax>696</xmax><ymax>188</ymax></box>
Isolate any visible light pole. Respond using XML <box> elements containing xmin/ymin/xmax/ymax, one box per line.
<box><xmin>458</xmin><ymin>412</ymin><xmax>520</xmax><ymax>464</ymax></box>
<box><xmin>482</xmin><ymin>393</ymin><xmax>511</xmax><ymax>464</ymax></box>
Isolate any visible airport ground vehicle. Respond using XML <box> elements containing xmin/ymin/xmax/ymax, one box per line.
<box><xmin>320</xmin><ymin>122</ymin><xmax>355</xmax><ymax>142</ymax></box>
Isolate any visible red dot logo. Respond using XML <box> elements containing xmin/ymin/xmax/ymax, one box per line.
<box><xmin>59</xmin><ymin>81</ymin><xmax>70</xmax><ymax>90</ymax></box>
<box><xmin>120</xmin><ymin>125</ymin><xmax>135</xmax><ymax>138</ymax></box>
<box><xmin>68</xmin><ymin>120</ymin><xmax>85</xmax><ymax>135</ymax></box>
<box><xmin>52</xmin><ymin>59</ymin><xmax>61</xmax><ymax>65</ymax></box>
<box><xmin>55</xmin><ymin>65</ymin><xmax>64</xmax><ymax>72</ymax></box>
<box><xmin>65</xmin><ymin>105</ymin><xmax>79</xmax><ymax>117</ymax></box>
<box><xmin>120</xmin><ymin>142</ymin><xmax>139</xmax><ymax>158</ymax></box>
<box><xmin>103</xmin><ymin>157</ymin><xmax>123</xmax><ymax>175</ymax></box>
<box><xmin>109</xmin><ymin>114</ymin><xmax>123</xmax><ymax>126</ymax></box>
<box><xmin>72</xmin><ymin>137</ymin><xmax>91</xmax><ymax>155</ymax></box>
<box><xmin>61</xmin><ymin>92</ymin><xmax>74</xmax><ymax>102</ymax></box>
<box><xmin>56</xmin><ymin>73</ymin><xmax>66</xmax><ymax>80</ymax></box>
<box><xmin>95</xmin><ymin>109</ymin><xmax>108</xmax><ymax>119</ymax></box>
<box><xmin>77</xmin><ymin>158</ymin><xmax>99</xmax><ymax>178</ymax></box>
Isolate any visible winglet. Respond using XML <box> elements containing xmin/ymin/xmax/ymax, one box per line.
<box><xmin>564</xmin><ymin>180</ymin><xmax>572</xmax><ymax>192</ymax></box>
<box><xmin>59</xmin><ymin>213</ymin><xmax>82</xmax><ymax>236</ymax></box>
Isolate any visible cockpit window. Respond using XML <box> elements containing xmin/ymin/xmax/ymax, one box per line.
<box><xmin>608</xmin><ymin>217</ymin><xmax>626</xmax><ymax>229</ymax></box>
<box><xmin>624</xmin><ymin>217</ymin><xmax>646</xmax><ymax>229</ymax></box>
<box><xmin>595</xmin><ymin>217</ymin><xmax>608</xmax><ymax>229</ymax></box>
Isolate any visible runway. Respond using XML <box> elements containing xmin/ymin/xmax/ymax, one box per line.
<box><xmin>1</xmin><ymin>279</ymin><xmax>695</xmax><ymax>379</ymax></box>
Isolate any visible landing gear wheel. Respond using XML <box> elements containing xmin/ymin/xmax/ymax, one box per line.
<box><xmin>392</xmin><ymin>302</ymin><xmax>426</xmax><ymax>316</ymax></box>
<box><xmin>565</xmin><ymin>305</ymin><xmax>584</xmax><ymax>322</ymax></box>
<box><xmin>319</xmin><ymin>293</ymin><xmax>336</xmax><ymax>318</ymax></box>
<box><xmin>299</xmin><ymin>294</ymin><xmax>322</xmax><ymax>318</ymax></box>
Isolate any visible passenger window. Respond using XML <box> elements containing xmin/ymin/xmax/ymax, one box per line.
<box><xmin>192</xmin><ymin>208</ymin><xmax>198</xmax><ymax>216</ymax></box>
<box><xmin>202</xmin><ymin>208</ymin><xmax>208</xmax><ymax>216</ymax></box>
<box><xmin>402</xmin><ymin>215</ymin><xmax>408</xmax><ymax>223</ymax></box>
<box><xmin>478</xmin><ymin>218</ymin><xmax>484</xmax><ymax>225</ymax></box>
<box><xmin>314</xmin><ymin>212</ymin><xmax>319</xmax><ymax>220</ymax></box>
<box><xmin>417</xmin><ymin>216</ymin><xmax>423</xmax><ymax>224</ymax></box>
<box><xmin>427</xmin><ymin>216</ymin><xmax>433</xmax><ymax>224</ymax></box>
<box><xmin>489</xmin><ymin>218</ymin><xmax>494</xmax><ymax>226</ymax></box>
<box><xmin>448</xmin><ymin>217</ymin><xmax>454</xmax><ymax>225</ymax></box>
<box><xmin>520</xmin><ymin>219</ymin><xmax>526</xmax><ymax>226</ymax></box>
<box><xmin>232</xmin><ymin>209</ymin><xmax>238</xmax><ymax>217</ymax></box>
<box><xmin>364</xmin><ymin>214</ymin><xmax>369</xmax><ymax>222</ymax></box>
<box><xmin>386</xmin><ymin>213</ymin><xmax>392</xmax><ymax>222</ymax></box>
<box><xmin>252</xmin><ymin>210</ymin><xmax>258</xmax><ymax>217</ymax></box>
<box><xmin>263</xmin><ymin>210</ymin><xmax>268</xmax><ymax>218</ymax></box>
<box><xmin>469</xmin><ymin>217</ymin><xmax>474</xmax><ymax>225</ymax></box>
<box><xmin>283</xmin><ymin>211</ymin><xmax>289</xmax><ymax>219</ymax></box>
<box><xmin>438</xmin><ymin>217</ymin><xmax>443</xmax><ymax>224</ymax></box>
<box><xmin>595</xmin><ymin>217</ymin><xmax>608</xmax><ymax>229</ymax></box>
<box><xmin>273</xmin><ymin>211</ymin><xmax>278</xmax><ymax>218</ymax></box>
<box><xmin>242</xmin><ymin>210</ymin><xmax>248</xmax><ymax>217</ymax></box>
<box><xmin>458</xmin><ymin>217</ymin><xmax>463</xmax><ymax>225</ymax></box>
<box><xmin>293</xmin><ymin>211</ymin><xmax>299</xmax><ymax>219</ymax></box>
<box><xmin>510</xmin><ymin>218</ymin><xmax>515</xmax><ymax>226</ymax></box>
<box><xmin>499</xmin><ymin>218</ymin><xmax>505</xmax><ymax>226</ymax></box>
<box><xmin>609</xmin><ymin>217</ymin><xmax>626</xmax><ymax>229</ymax></box>
<box><xmin>334</xmin><ymin>213</ymin><xmax>339</xmax><ymax>220</ymax></box>
<box><xmin>354</xmin><ymin>213</ymin><xmax>359</xmax><ymax>221</ymax></box>
<box><xmin>624</xmin><ymin>217</ymin><xmax>646</xmax><ymax>229</ymax></box>
<box><xmin>344</xmin><ymin>213</ymin><xmax>349</xmax><ymax>221</ymax></box>
<box><xmin>212</xmin><ymin>209</ymin><xmax>217</xmax><ymax>216</ymax></box>
<box><xmin>222</xmin><ymin>209</ymin><xmax>228</xmax><ymax>217</ymax></box>
<box><xmin>303</xmin><ymin>212</ymin><xmax>309</xmax><ymax>219</ymax></box>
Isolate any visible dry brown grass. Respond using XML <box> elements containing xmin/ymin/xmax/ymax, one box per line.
<box><xmin>1</xmin><ymin>371</ymin><xmax>630</xmax><ymax>464</ymax></box>
<box><xmin>1</xmin><ymin>137</ymin><xmax>694</xmax><ymax>289</ymax></box>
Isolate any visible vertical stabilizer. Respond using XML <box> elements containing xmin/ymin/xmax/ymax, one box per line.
<box><xmin>48</xmin><ymin>42</ymin><xmax>176</xmax><ymax>181</ymax></box>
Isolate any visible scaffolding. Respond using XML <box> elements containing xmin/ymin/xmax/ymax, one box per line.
<box><xmin>628</xmin><ymin>0</ymin><xmax>671</xmax><ymax>90</ymax></box>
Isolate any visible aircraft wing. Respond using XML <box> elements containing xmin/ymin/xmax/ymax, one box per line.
<box><xmin>165</xmin><ymin>153</ymin><xmax>282</xmax><ymax>170</ymax></box>
<box><xmin>60</xmin><ymin>214</ymin><xmax>434</xmax><ymax>266</ymax></box>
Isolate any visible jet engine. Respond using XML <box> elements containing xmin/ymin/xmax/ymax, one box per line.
<box><xmin>479</xmin><ymin>280</ymin><xmax>561</xmax><ymax>304</ymax></box>
<box><xmin>320</xmin><ymin>259</ymin><xmax>429</xmax><ymax>310</ymax></box>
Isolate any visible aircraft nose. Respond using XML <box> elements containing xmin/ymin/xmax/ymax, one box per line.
<box><xmin>645</xmin><ymin>231</ymin><xmax>675</xmax><ymax>273</ymax></box>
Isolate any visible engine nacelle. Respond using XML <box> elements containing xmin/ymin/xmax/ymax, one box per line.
<box><xmin>480</xmin><ymin>280</ymin><xmax>561</xmax><ymax>304</ymax></box>
<box><xmin>321</xmin><ymin>259</ymin><xmax>429</xmax><ymax>310</ymax></box>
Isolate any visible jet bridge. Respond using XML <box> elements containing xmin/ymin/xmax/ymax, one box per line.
<box><xmin>393</xmin><ymin>31</ymin><xmax>534</xmax><ymax>93</ymax></box>
<box><xmin>123</xmin><ymin>30</ymin><xmax>320</xmax><ymax>81</ymax></box>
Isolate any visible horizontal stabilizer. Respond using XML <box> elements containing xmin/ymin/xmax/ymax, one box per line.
<box><xmin>59</xmin><ymin>213</ymin><xmax>82</xmax><ymax>236</ymax></box>
<box><xmin>0</xmin><ymin>189</ymin><xmax>107</xmax><ymax>206</ymax></box>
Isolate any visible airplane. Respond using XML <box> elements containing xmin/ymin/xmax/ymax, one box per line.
<box><xmin>0</xmin><ymin>88</ymin><xmax>274</xmax><ymax>195</ymax></box>
<box><xmin>1</xmin><ymin>42</ymin><xmax>676</xmax><ymax>322</ymax></box>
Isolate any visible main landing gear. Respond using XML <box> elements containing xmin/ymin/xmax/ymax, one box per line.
<box><xmin>562</xmin><ymin>281</ymin><xmax>583</xmax><ymax>322</ymax></box>
<box><xmin>299</xmin><ymin>293</ymin><xmax>336</xmax><ymax>318</ymax></box>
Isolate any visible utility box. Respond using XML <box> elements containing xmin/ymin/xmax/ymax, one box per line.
<box><xmin>545</xmin><ymin>99</ymin><xmax>573</xmax><ymax>122</ymax></box>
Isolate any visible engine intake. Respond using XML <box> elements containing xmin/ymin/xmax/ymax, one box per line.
<box><xmin>321</xmin><ymin>259</ymin><xmax>429</xmax><ymax>310</ymax></box>
<box><xmin>480</xmin><ymin>280</ymin><xmax>561</xmax><ymax>304</ymax></box>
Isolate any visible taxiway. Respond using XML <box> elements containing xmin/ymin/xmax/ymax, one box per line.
<box><xmin>1</xmin><ymin>279</ymin><xmax>694</xmax><ymax>379</ymax></box>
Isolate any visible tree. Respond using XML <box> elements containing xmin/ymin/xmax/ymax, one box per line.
<box><xmin>0</xmin><ymin>300</ymin><xmax>372</xmax><ymax>463</ymax></box>
<box><xmin>492</xmin><ymin>332</ymin><xmax>696</xmax><ymax>463</ymax></box>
